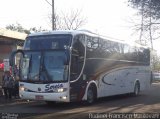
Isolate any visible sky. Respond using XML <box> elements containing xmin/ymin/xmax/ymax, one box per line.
<box><xmin>0</xmin><ymin>0</ymin><xmax>160</xmax><ymax>54</ymax></box>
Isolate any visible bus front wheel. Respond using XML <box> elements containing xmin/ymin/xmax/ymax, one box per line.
<box><xmin>86</xmin><ymin>86</ymin><xmax>96</xmax><ymax>104</ymax></box>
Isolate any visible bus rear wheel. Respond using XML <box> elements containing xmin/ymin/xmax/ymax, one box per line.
<box><xmin>133</xmin><ymin>82</ymin><xmax>140</xmax><ymax>96</ymax></box>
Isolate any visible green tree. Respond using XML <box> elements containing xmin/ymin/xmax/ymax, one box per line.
<box><xmin>6</xmin><ymin>23</ymin><xmax>47</xmax><ymax>34</ymax></box>
<box><xmin>128</xmin><ymin>0</ymin><xmax>160</xmax><ymax>49</ymax></box>
<box><xmin>152</xmin><ymin>53</ymin><xmax>160</xmax><ymax>71</ymax></box>
<box><xmin>29</xmin><ymin>27</ymin><xmax>47</xmax><ymax>33</ymax></box>
<box><xmin>6</xmin><ymin>23</ymin><xmax>30</xmax><ymax>34</ymax></box>
<box><xmin>129</xmin><ymin>0</ymin><xmax>160</xmax><ymax>19</ymax></box>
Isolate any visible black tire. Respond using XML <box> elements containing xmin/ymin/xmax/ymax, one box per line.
<box><xmin>86</xmin><ymin>86</ymin><xmax>96</xmax><ymax>104</ymax></box>
<box><xmin>45</xmin><ymin>101</ymin><xmax>56</xmax><ymax>105</ymax></box>
<box><xmin>133</xmin><ymin>81</ymin><xmax>140</xmax><ymax>96</ymax></box>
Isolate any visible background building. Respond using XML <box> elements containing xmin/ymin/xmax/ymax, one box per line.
<box><xmin>0</xmin><ymin>28</ymin><xmax>27</xmax><ymax>86</ymax></box>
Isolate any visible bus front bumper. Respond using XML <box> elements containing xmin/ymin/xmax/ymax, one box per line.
<box><xmin>19</xmin><ymin>91</ymin><xmax>70</xmax><ymax>102</ymax></box>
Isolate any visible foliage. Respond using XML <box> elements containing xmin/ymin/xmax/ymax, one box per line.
<box><xmin>152</xmin><ymin>53</ymin><xmax>160</xmax><ymax>71</ymax></box>
<box><xmin>6</xmin><ymin>23</ymin><xmax>47</xmax><ymax>34</ymax></box>
<box><xmin>49</xmin><ymin>9</ymin><xmax>87</xmax><ymax>30</ymax></box>
<box><xmin>29</xmin><ymin>27</ymin><xmax>47</xmax><ymax>33</ymax></box>
<box><xmin>6</xmin><ymin>23</ymin><xmax>30</xmax><ymax>34</ymax></box>
<box><xmin>128</xmin><ymin>0</ymin><xmax>160</xmax><ymax>49</ymax></box>
<box><xmin>128</xmin><ymin>0</ymin><xmax>160</xmax><ymax>19</ymax></box>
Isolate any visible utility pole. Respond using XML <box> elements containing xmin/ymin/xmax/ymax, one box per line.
<box><xmin>52</xmin><ymin>0</ymin><xmax>55</xmax><ymax>30</ymax></box>
<box><xmin>45</xmin><ymin>0</ymin><xmax>55</xmax><ymax>30</ymax></box>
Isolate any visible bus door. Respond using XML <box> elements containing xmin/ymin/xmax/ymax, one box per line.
<box><xmin>70</xmin><ymin>35</ymin><xmax>86</xmax><ymax>101</ymax></box>
<box><xmin>70</xmin><ymin>35</ymin><xmax>85</xmax><ymax>81</ymax></box>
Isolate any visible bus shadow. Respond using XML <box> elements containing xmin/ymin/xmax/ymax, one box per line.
<box><xmin>31</xmin><ymin>83</ymin><xmax>160</xmax><ymax>113</ymax></box>
<box><xmin>33</xmin><ymin>93</ymin><xmax>143</xmax><ymax>108</ymax></box>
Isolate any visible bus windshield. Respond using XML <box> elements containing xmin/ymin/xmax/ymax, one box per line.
<box><xmin>20</xmin><ymin>50</ymin><xmax>69</xmax><ymax>83</ymax></box>
<box><xmin>43</xmin><ymin>51</ymin><xmax>68</xmax><ymax>82</ymax></box>
<box><xmin>24</xmin><ymin>34</ymin><xmax>72</xmax><ymax>50</ymax></box>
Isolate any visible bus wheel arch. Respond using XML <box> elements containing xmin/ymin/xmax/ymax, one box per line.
<box><xmin>133</xmin><ymin>80</ymin><xmax>140</xmax><ymax>96</ymax></box>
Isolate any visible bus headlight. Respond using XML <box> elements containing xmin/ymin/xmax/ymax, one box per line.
<box><xmin>19</xmin><ymin>86</ymin><xmax>28</xmax><ymax>91</ymax></box>
<box><xmin>57</xmin><ymin>88</ymin><xmax>67</xmax><ymax>93</ymax></box>
<box><xmin>19</xmin><ymin>86</ymin><xmax>25</xmax><ymax>91</ymax></box>
<box><xmin>62</xmin><ymin>96</ymin><xmax>67</xmax><ymax>100</ymax></box>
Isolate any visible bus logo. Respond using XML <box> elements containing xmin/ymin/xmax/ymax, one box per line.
<box><xmin>45</xmin><ymin>84</ymin><xmax>63</xmax><ymax>92</ymax></box>
<box><xmin>38</xmin><ymin>88</ymin><xmax>41</xmax><ymax>92</ymax></box>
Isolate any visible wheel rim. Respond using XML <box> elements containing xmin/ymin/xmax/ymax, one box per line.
<box><xmin>87</xmin><ymin>89</ymin><xmax>94</xmax><ymax>103</ymax></box>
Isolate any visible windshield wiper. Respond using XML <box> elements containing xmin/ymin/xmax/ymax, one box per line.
<box><xmin>64</xmin><ymin>49</ymin><xmax>69</xmax><ymax>65</ymax></box>
<box><xmin>28</xmin><ymin>55</ymin><xmax>32</xmax><ymax>79</ymax></box>
<box><xmin>40</xmin><ymin>56</ymin><xmax>52</xmax><ymax>81</ymax></box>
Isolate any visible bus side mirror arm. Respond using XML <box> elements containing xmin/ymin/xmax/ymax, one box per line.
<box><xmin>9</xmin><ymin>49</ymin><xmax>25</xmax><ymax>67</ymax></box>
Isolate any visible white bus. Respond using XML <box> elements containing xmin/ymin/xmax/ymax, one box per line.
<box><xmin>10</xmin><ymin>30</ymin><xmax>152</xmax><ymax>104</ymax></box>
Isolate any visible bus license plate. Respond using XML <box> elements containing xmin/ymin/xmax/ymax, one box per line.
<box><xmin>35</xmin><ymin>95</ymin><xmax>44</xmax><ymax>100</ymax></box>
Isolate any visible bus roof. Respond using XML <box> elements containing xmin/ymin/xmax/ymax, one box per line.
<box><xmin>28</xmin><ymin>30</ymin><xmax>149</xmax><ymax>49</ymax></box>
<box><xmin>28</xmin><ymin>30</ymin><xmax>97</xmax><ymax>37</ymax></box>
